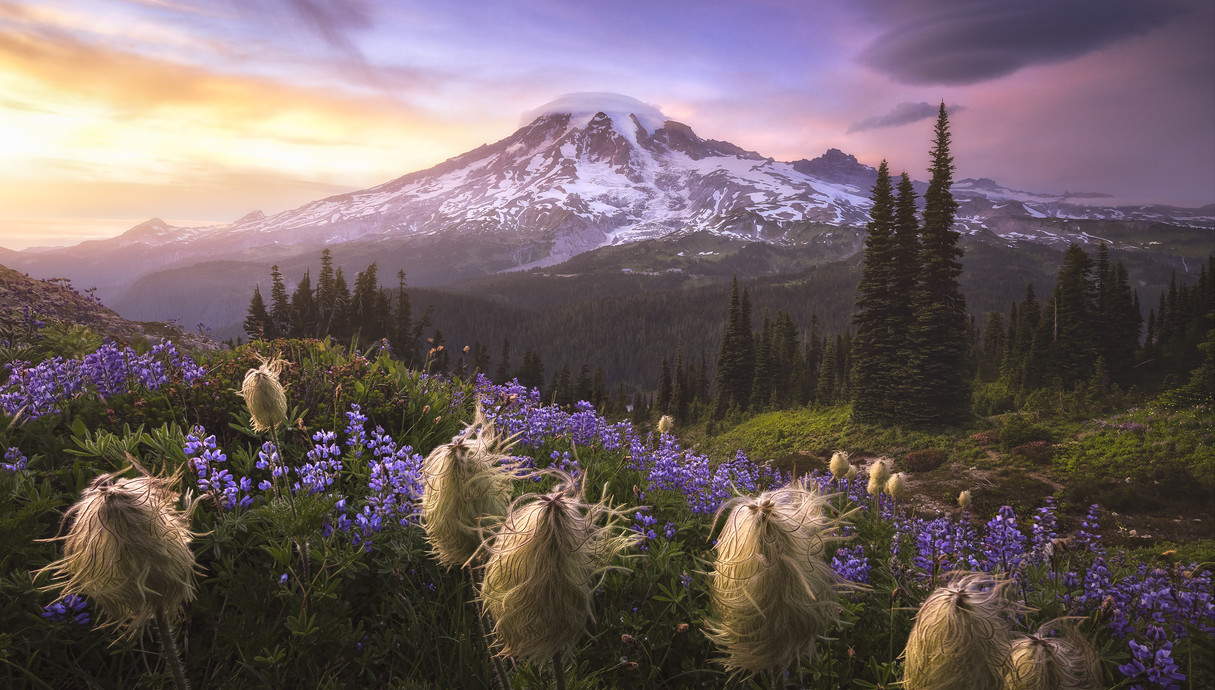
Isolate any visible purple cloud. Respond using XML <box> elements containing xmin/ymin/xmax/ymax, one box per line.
<box><xmin>847</xmin><ymin>101</ymin><xmax>965</xmax><ymax>133</ymax></box>
<box><xmin>857</xmin><ymin>0</ymin><xmax>1185</xmax><ymax>85</ymax></box>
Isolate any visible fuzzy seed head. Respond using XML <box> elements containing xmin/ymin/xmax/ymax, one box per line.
<box><xmin>885</xmin><ymin>472</ymin><xmax>908</xmax><ymax>501</ymax></box>
<box><xmin>1004</xmin><ymin>619</ymin><xmax>1103</xmax><ymax>690</ymax></box>
<box><xmin>829</xmin><ymin>451</ymin><xmax>851</xmax><ymax>479</ymax></box>
<box><xmin>958</xmin><ymin>490</ymin><xmax>973</xmax><ymax>509</ymax></box>
<box><xmin>657</xmin><ymin>415</ymin><xmax>674</xmax><ymax>434</ymax></box>
<box><xmin>479</xmin><ymin>477</ymin><xmax>637</xmax><ymax>661</ymax></box>
<box><xmin>903</xmin><ymin>573</ymin><xmax>1023</xmax><ymax>690</ymax></box>
<box><xmin>41</xmin><ymin>471</ymin><xmax>198</xmax><ymax>639</ymax></box>
<box><xmin>420</xmin><ymin>437</ymin><xmax>517</xmax><ymax>569</ymax></box>
<box><xmin>867</xmin><ymin>458</ymin><xmax>891</xmax><ymax>497</ymax></box>
<box><xmin>706</xmin><ymin>484</ymin><xmax>850</xmax><ymax>675</ymax></box>
<box><xmin>845</xmin><ymin>465</ymin><xmax>858</xmax><ymax>481</ymax></box>
<box><xmin>239</xmin><ymin>356</ymin><xmax>287</xmax><ymax>433</ymax></box>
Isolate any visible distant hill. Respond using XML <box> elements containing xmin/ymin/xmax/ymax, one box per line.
<box><xmin>0</xmin><ymin>264</ymin><xmax>203</xmax><ymax>347</ymax></box>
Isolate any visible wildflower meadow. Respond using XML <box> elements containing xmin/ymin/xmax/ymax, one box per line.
<box><xmin>1</xmin><ymin>338</ymin><xmax>1212</xmax><ymax>688</ymax></box>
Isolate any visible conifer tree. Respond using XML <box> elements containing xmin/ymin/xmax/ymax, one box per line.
<box><xmin>268</xmin><ymin>265</ymin><xmax>291</xmax><ymax>338</ymax></box>
<box><xmin>316</xmin><ymin>248</ymin><xmax>337</xmax><ymax>336</ymax></box>
<box><xmin>906</xmin><ymin>103</ymin><xmax>969</xmax><ymax>424</ymax></box>
<box><xmin>1044</xmin><ymin>243</ymin><xmax>1098</xmax><ymax>385</ymax></box>
<box><xmin>290</xmin><ymin>270</ymin><xmax>316</xmax><ymax>338</ymax></box>
<box><xmin>591</xmin><ymin>367</ymin><xmax>607</xmax><ymax>407</ymax></box>
<box><xmin>495</xmin><ymin>339</ymin><xmax>512</xmax><ymax>383</ymax></box>
<box><xmin>851</xmin><ymin>160</ymin><xmax>898</xmax><ymax>423</ymax></box>
<box><xmin>672</xmin><ymin>351</ymin><xmax>689</xmax><ymax>424</ymax></box>
<box><xmin>244</xmin><ymin>284</ymin><xmax>270</xmax><ymax>340</ymax></box>
<box><xmin>517</xmin><ymin>350</ymin><xmax>545</xmax><ymax>392</ymax></box>
<box><xmin>657</xmin><ymin>358</ymin><xmax>673</xmax><ymax>414</ymax></box>
<box><xmin>750</xmin><ymin>311</ymin><xmax>774</xmax><ymax>410</ymax></box>
<box><xmin>714</xmin><ymin>278</ymin><xmax>755</xmax><ymax>417</ymax></box>
<box><xmin>393</xmin><ymin>270</ymin><xmax>413</xmax><ymax>360</ymax></box>
<box><xmin>815</xmin><ymin>338</ymin><xmax>838</xmax><ymax>404</ymax></box>
<box><xmin>575</xmin><ymin>364</ymin><xmax>592</xmax><ymax>403</ymax></box>
<box><xmin>330</xmin><ymin>267</ymin><xmax>351</xmax><ymax>339</ymax></box>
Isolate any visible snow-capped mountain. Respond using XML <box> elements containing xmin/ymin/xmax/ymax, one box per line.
<box><xmin>6</xmin><ymin>93</ymin><xmax>1210</xmax><ymax>329</ymax></box>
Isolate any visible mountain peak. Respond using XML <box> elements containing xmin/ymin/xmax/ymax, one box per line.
<box><xmin>792</xmin><ymin>149</ymin><xmax>877</xmax><ymax>189</ymax></box>
<box><xmin>521</xmin><ymin>93</ymin><xmax>668</xmax><ymax>132</ymax></box>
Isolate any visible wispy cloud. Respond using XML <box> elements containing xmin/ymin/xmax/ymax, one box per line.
<box><xmin>847</xmin><ymin>101</ymin><xmax>964</xmax><ymax>133</ymax></box>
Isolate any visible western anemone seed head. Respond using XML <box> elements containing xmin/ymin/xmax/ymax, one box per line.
<box><xmin>1004</xmin><ymin>618</ymin><xmax>1103</xmax><ymax>690</ymax></box>
<box><xmin>958</xmin><ymin>490</ymin><xmax>973</xmax><ymax>510</ymax></box>
<box><xmin>867</xmin><ymin>458</ymin><xmax>891</xmax><ymax>497</ymax></box>
<box><xmin>705</xmin><ymin>483</ymin><xmax>851</xmax><ymax>675</ymax></box>
<box><xmin>845</xmin><ymin>465</ymin><xmax>858</xmax><ymax>481</ymax></box>
<box><xmin>420</xmin><ymin>435</ymin><xmax>518</xmax><ymax>569</ymax></box>
<box><xmin>40</xmin><ymin>470</ymin><xmax>198</xmax><ymax>639</ymax></box>
<box><xmin>479</xmin><ymin>475</ymin><xmax>637</xmax><ymax>661</ymax></box>
<box><xmin>238</xmin><ymin>355</ymin><xmax>288</xmax><ymax>433</ymax></box>
<box><xmin>903</xmin><ymin>573</ymin><xmax>1023</xmax><ymax>690</ymax></box>
<box><xmin>829</xmin><ymin>451</ymin><xmax>851</xmax><ymax>479</ymax></box>
<box><xmin>657</xmin><ymin>415</ymin><xmax>674</xmax><ymax>434</ymax></box>
<box><xmin>885</xmin><ymin>472</ymin><xmax>909</xmax><ymax>501</ymax></box>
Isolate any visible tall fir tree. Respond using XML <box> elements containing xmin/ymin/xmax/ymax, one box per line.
<box><xmin>316</xmin><ymin>248</ymin><xmax>337</xmax><ymax>336</ymax></box>
<box><xmin>393</xmin><ymin>270</ymin><xmax>413</xmax><ymax>361</ymax></box>
<box><xmin>331</xmin><ymin>267</ymin><xmax>351</xmax><ymax>339</ymax></box>
<box><xmin>850</xmin><ymin>160</ymin><xmax>899</xmax><ymax>423</ymax></box>
<box><xmin>713</xmin><ymin>277</ymin><xmax>755</xmax><ymax>418</ymax></box>
<box><xmin>495</xmin><ymin>339</ymin><xmax>512</xmax><ymax>383</ymax></box>
<box><xmin>1044</xmin><ymin>243</ymin><xmax>1098</xmax><ymax>385</ymax></box>
<box><xmin>268</xmin><ymin>265</ymin><xmax>291</xmax><ymax>338</ymax></box>
<box><xmin>243</xmin><ymin>284</ymin><xmax>270</xmax><ymax>340</ymax></box>
<box><xmin>657</xmin><ymin>358</ymin><xmax>673</xmax><ymax>414</ymax></box>
<box><xmin>290</xmin><ymin>270</ymin><xmax>316</xmax><ymax>338</ymax></box>
<box><xmin>905</xmin><ymin>102</ymin><xmax>970</xmax><ymax>425</ymax></box>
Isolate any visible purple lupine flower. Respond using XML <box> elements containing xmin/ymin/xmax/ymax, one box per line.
<box><xmin>832</xmin><ymin>545</ymin><xmax>872</xmax><ymax>585</ymax></box>
<box><xmin>42</xmin><ymin>594</ymin><xmax>90</xmax><ymax>626</ymax></box>
<box><xmin>982</xmin><ymin>505</ymin><xmax>1027</xmax><ymax>575</ymax></box>
<box><xmin>2</xmin><ymin>446</ymin><xmax>27</xmax><ymax>472</ymax></box>
<box><xmin>344</xmin><ymin>404</ymin><xmax>368</xmax><ymax>458</ymax></box>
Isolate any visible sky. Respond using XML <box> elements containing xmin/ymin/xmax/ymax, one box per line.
<box><xmin>1</xmin><ymin>0</ymin><xmax>1212</xmax><ymax>250</ymax></box>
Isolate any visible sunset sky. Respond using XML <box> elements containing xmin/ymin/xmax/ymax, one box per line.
<box><xmin>1</xmin><ymin>0</ymin><xmax>1212</xmax><ymax>250</ymax></box>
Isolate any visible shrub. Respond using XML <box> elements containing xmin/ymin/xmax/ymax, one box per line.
<box><xmin>1010</xmin><ymin>441</ymin><xmax>1053</xmax><ymax>465</ymax></box>
<box><xmin>999</xmin><ymin>415</ymin><xmax>1051</xmax><ymax>452</ymax></box>
<box><xmin>969</xmin><ymin>430</ymin><xmax>1000</xmax><ymax>447</ymax></box>
<box><xmin>903</xmin><ymin>449</ymin><xmax>947</xmax><ymax>472</ymax></box>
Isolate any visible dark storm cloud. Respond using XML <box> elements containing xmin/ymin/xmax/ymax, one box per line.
<box><xmin>858</xmin><ymin>0</ymin><xmax>1186</xmax><ymax>85</ymax></box>
<box><xmin>847</xmin><ymin>101</ymin><xmax>965</xmax><ymax>133</ymax></box>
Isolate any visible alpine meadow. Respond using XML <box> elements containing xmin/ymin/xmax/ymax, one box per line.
<box><xmin>2</xmin><ymin>2</ymin><xmax>1214</xmax><ymax>686</ymax></box>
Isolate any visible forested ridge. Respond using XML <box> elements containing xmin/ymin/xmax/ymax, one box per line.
<box><xmin>239</xmin><ymin>103</ymin><xmax>1210</xmax><ymax>428</ymax></box>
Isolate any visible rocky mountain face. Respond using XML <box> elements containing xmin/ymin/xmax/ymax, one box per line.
<box><xmin>7</xmin><ymin>96</ymin><xmax>1211</xmax><ymax>332</ymax></box>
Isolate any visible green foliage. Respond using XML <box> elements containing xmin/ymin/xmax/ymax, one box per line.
<box><xmin>2</xmin><ymin>336</ymin><xmax>1213</xmax><ymax>688</ymax></box>
<box><xmin>999</xmin><ymin>414</ymin><xmax>1052</xmax><ymax>452</ymax></box>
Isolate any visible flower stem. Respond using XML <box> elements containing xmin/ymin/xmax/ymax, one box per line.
<box><xmin>154</xmin><ymin>605</ymin><xmax>190</xmax><ymax>690</ymax></box>
<box><xmin>553</xmin><ymin>650</ymin><xmax>566</xmax><ymax>690</ymax></box>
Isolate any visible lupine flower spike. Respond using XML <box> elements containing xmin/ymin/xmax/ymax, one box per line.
<box><xmin>1004</xmin><ymin>618</ymin><xmax>1104</xmax><ymax>690</ymax></box>
<box><xmin>867</xmin><ymin>458</ymin><xmax>891</xmax><ymax>498</ymax></box>
<box><xmin>829</xmin><ymin>450</ymin><xmax>851</xmax><ymax>479</ymax></box>
<box><xmin>238</xmin><ymin>355</ymin><xmax>288</xmax><ymax>433</ymax></box>
<box><xmin>706</xmin><ymin>481</ymin><xmax>853</xmax><ymax>680</ymax></box>
<box><xmin>479</xmin><ymin>474</ymin><xmax>638</xmax><ymax>672</ymax></box>
<box><xmin>903</xmin><ymin>573</ymin><xmax>1025</xmax><ymax>690</ymax></box>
